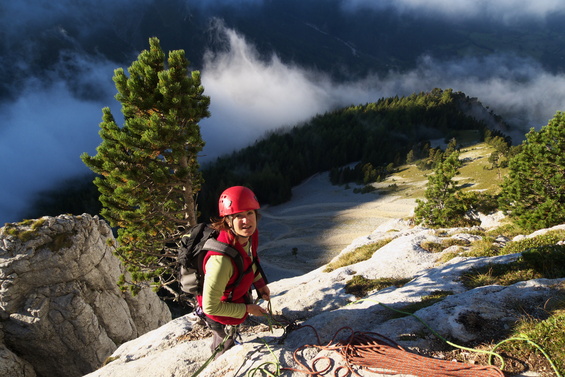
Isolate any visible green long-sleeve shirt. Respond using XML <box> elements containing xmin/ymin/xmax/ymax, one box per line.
<box><xmin>201</xmin><ymin>243</ymin><xmax>262</xmax><ymax>318</ymax></box>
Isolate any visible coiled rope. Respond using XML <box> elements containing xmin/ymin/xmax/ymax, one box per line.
<box><xmin>282</xmin><ymin>325</ymin><xmax>505</xmax><ymax>377</ymax></box>
<box><xmin>195</xmin><ymin>298</ymin><xmax>561</xmax><ymax>377</ymax></box>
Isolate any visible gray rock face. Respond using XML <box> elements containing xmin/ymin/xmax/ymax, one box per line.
<box><xmin>84</xmin><ymin>219</ymin><xmax>565</xmax><ymax>377</ymax></box>
<box><xmin>0</xmin><ymin>342</ymin><xmax>37</xmax><ymax>377</ymax></box>
<box><xmin>0</xmin><ymin>214</ymin><xmax>172</xmax><ymax>377</ymax></box>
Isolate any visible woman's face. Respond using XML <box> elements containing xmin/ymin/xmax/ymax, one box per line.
<box><xmin>229</xmin><ymin>210</ymin><xmax>257</xmax><ymax>239</ymax></box>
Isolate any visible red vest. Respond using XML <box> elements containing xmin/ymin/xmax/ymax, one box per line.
<box><xmin>197</xmin><ymin>229</ymin><xmax>261</xmax><ymax>325</ymax></box>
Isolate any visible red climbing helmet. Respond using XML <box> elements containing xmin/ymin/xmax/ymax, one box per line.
<box><xmin>218</xmin><ymin>186</ymin><xmax>260</xmax><ymax>217</ymax></box>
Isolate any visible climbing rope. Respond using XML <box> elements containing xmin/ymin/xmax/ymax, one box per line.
<box><xmin>241</xmin><ymin>301</ymin><xmax>507</xmax><ymax>376</ymax></box>
<box><xmin>282</xmin><ymin>326</ymin><xmax>505</xmax><ymax>377</ymax></box>
<box><xmin>191</xmin><ymin>297</ymin><xmax>562</xmax><ymax>377</ymax></box>
<box><xmin>190</xmin><ymin>324</ymin><xmax>238</xmax><ymax>377</ymax></box>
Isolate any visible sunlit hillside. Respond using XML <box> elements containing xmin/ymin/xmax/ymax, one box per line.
<box><xmin>376</xmin><ymin>142</ymin><xmax>506</xmax><ymax>199</ymax></box>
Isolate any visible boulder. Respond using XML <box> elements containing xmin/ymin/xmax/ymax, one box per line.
<box><xmin>0</xmin><ymin>214</ymin><xmax>171</xmax><ymax>377</ymax></box>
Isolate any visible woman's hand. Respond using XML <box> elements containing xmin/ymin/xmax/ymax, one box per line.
<box><xmin>257</xmin><ymin>285</ymin><xmax>271</xmax><ymax>301</ymax></box>
<box><xmin>246</xmin><ymin>304</ymin><xmax>268</xmax><ymax>316</ymax></box>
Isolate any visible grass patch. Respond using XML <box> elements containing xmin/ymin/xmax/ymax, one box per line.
<box><xmin>345</xmin><ymin>275</ymin><xmax>411</xmax><ymax>298</ymax></box>
<box><xmin>436</xmin><ymin>248</ymin><xmax>466</xmax><ymax>264</ymax></box>
<box><xmin>461</xmin><ymin>264</ymin><xmax>539</xmax><ymax>289</ymax></box>
<box><xmin>46</xmin><ymin>232</ymin><xmax>77</xmax><ymax>252</ymax></box>
<box><xmin>461</xmin><ymin>244</ymin><xmax>565</xmax><ymax>289</ymax></box>
<box><xmin>486</xmin><ymin>222</ymin><xmax>526</xmax><ymax>239</ymax></box>
<box><xmin>390</xmin><ymin>290</ymin><xmax>453</xmax><ymax>318</ymax></box>
<box><xmin>31</xmin><ymin>217</ymin><xmax>48</xmax><ymax>230</ymax></box>
<box><xmin>494</xmin><ymin>298</ymin><xmax>565</xmax><ymax>376</ymax></box>
<box><xmin>502</xmin><ymin>229</ymin><xmax>565</xmax><ymax>255</ymax></box>
<box><xmin>420</xmin><ymin>237</ymin><xmax>471</xmax><ymax>253</ymax></box>
<box><xmin>467</xmin><ymin>236</ymin><xmax>502</xmax><ymax>257</ymax></box>
<box><xmin>467</xmin><ymin>229</ymin><xmax>565</xmax><ymax>259</ymax></box>
<box><xmin>379</xmin><ymin>142</ymin><xmax>506</xmax><ymax>200</ymax></box>
<box><xmin>457</xmin><ymin>143</ymin><xmax>506</xmax><ymax>193</ymax></box>
<box><xmin>324</xmin><ymin>238</ymin><xmax>394</xmax><ymax>272</ymax></box>
<box><xmin>1</xmin><ymin>219</ymin><xmax>44</xmax><ymax>242</ymax></box>
<box><xmin>102</xmin><ymin>356</ymin><xmax>120</xmax><ymax>366</ymax></box>
<box><xmin>1</xmin><ymin>217</ymin><xmax>76</xmax><ymax>249</ymax></box>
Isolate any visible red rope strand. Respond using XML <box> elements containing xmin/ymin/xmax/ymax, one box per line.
<box><xmin>282</xmin><ymin>327</ymin><xmax>505</xmax><ymax>377</ymax></box>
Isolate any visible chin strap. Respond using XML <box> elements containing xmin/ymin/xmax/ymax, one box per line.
<box><xmin>229</xmin><ymin>227</ymin><xmax>250</xmax><ymax>242</ymax></box>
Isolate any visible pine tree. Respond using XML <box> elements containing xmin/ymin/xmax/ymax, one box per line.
<box><xmin>414</xmin><ymin>149</ymin><xmax>467</xmax><ymax>227</ymax></box>
<box><xmin>499</xmin><ymin>112</ymin><xmax>565</xmax><ymax>230</ymax></box>
<box><xmin>81</xmin><ymin>37</ymin><xmax>210</xmax><ymax>294</ymax></box>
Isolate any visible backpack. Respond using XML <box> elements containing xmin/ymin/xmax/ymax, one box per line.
<box><xmin>177</xmin><ymin>223</ymin><xmax>245</xmax><ymax>296</ymax></box>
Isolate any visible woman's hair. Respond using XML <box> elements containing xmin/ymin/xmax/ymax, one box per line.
<box><xmin>210</xmin><ymin>216</ymin><xmax>230</xmax><ymax>232</ymax></box>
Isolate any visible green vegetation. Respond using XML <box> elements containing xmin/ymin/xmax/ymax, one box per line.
<box><xmin>433</xmin><ymin>228</ymin><xmax>565</xmax><ymax>264</ymax></box>
<box><xmin>29</xmin><ymin>89</ymin><xmax>507</xmax><ymax>224</ymax></box>
<box><xmin>414</xmin><ymin>148</ymin><xmax>472</xmax><ymax>228</ymax></box>
<box><xmin>345</xmin><ymin>275</ymin><xmax>411</xmax><ymax>298</ymax></box>
<box><xmin>198</xmin><ymin>88</ymin><xmax>500</xmax><ymax>220</ymax></box>
<box><xmin>412</xmin><ymin>131</ymin><xmax>515</xmax><ymax>229</ymax></box>
<box><xmin>499</xmin><ymin>112</ymin><xmax>565</xmax><ymax>231</ymax></box>
<box><xmin>465</xmin><ymin>229</ymin><xmax>565</xmax><ymax>259</ymax></box>
<box><xmin>485</xmin><ymin>223</ymin><xmax>525</xmax><ymax>239</ymax></box>
<box><xmin>461</xmin><ymin>262</ymin><xmax>539</xmax><ymax>289</ymax></box>
<box><xmin>420</xmin><ymin>237</ymin><xmax>471</xmax><ymax>253</ymax></box>
<box><xmin>80</xmin><ymin>37</ymin><xmax>210</xmax><ymax>294</ymax></box>
<box><xmin>461</xmin><ymin>243</ymin><xmax>565</xmax><ymax>289</ymax></box>
<box><xmin>409</xmin><ymin>128</ymin><xmax>515</xmax><ymax>229</ymax></box>
<box><xmin>466</xmin><ymin>236</ymin><xmax>502</xmax><ymax>258</ymax></box>
<box><xmin>503</xmin><ymin>230</ymin><xmax>565</xmax><ymax>255</ymax></box>
<box><xmin>102</xmin><ymin>356</ymin><xmax>120</xmax><ymax>366</ymax></box>
<box><xmin>1</xmin><ymin>218</ymin><xmax>77</xmax><ymax>250</ymax></box>
<box><xmin>497</xmin><ymin>303</ymin><xmax>565</xmax><ymax>376</ymax></box>
<box><xmin>324</xmin><ymin>238</ymin><xmax>394</xmax><ymax>272</ymax></box>
<box><xmin>1</xmin><ymin>218</ymin><xmax>48</xmax><ymax>242</ymax></box>
<box><xmin>391</xmin><ymin>291</ymin><xmax>453</xmax><ymax>319</ymax></box>
<box><xmin>46</xmin><ymin>232</ymin><xmax>77</xmax><ymax>252</ymax></box>
<box><xmin>372</xmin><ymin>141</ymin><xmax>507</xmax><ymax>200</ymax></box>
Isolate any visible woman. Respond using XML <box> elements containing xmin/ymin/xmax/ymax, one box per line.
<box><xmin>197</xmin><ymin>186</ymin><xmax>270</xmax><ymax>354</ymax></box>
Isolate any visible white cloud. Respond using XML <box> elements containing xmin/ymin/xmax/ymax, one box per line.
<box><xmin>199</xmin><ymin>24</ymin><xmax>565</xmax><ymax>161</ymax></box>
<box><xmin>340</xmin><ymin>0</ymin><xmax>565</xmax><ymax>22</ymax></box>
<box><xmin>0</xmin><ymin>55</ymin><xmax>118</xmax><ymax>224</ymax></box>
<box><xmin>381</xmin><ymin>54</ymin><xmax>565</xmax><ymax>129</ymax></box>
<box><xmin>3</xmin><ymin>20</ymin><xmax>565</xmax><ymax>224</ymax></box>
<box><xmin>200</xmin><ymin>24</ymin><xmax>343</xmax><ymax>159</ymax></box>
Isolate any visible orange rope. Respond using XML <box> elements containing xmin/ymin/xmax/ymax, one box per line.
<box><xmin>283</xmin><ymin>326</ymin><xmax>505</xmax><ymax>377</ymax></box>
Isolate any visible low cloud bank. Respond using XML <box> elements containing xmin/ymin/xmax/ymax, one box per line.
<box><xmin>341</xmin><ymin>0</ymin><xmax>565</xmax><ymax>23</ymax></box>
<box><xmin>2</xmin><ymin>23</ymin><xmax>565</xmax><ymax>224</ymax></box>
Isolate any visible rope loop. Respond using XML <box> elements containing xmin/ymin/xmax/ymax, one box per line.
<box><xmin>282</xmin><ymin>326</ymin><xmax>506</xmax><ymax>377</ymax></box>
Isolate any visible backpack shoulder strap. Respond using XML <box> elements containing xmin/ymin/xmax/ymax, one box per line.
<box><xmin>203</xmin><ymin>238</ymin><xmax>246</xmax><ymax>288</ymax></box>
<box><xmin>203</xmin><ymin>238</ymin><xmax>239</xmax><ymax>257</ymax></box>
